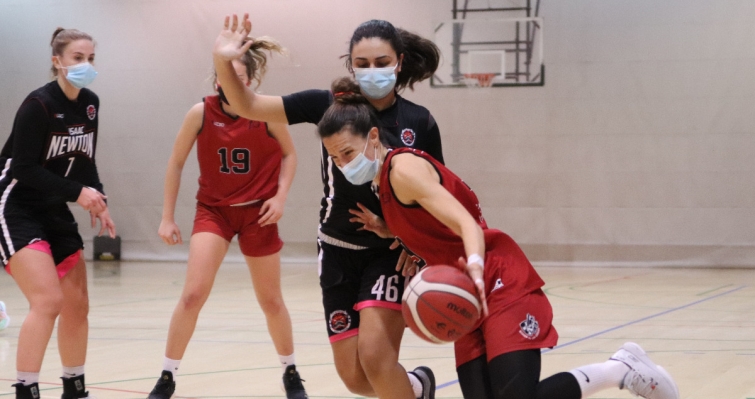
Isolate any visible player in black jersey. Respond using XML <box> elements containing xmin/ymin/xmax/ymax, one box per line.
<box><xmin>214</xmin><ymin>14</ymin><xmax>439</xmax><ymax>399</ymax></box>
<box><xmin>1</xmin><ymin>28</ymin><xmax>115</xmax><ymax>399</ymax></box>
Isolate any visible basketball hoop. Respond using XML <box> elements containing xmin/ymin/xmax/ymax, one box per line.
<box><xmin>463</xmin><ymin>73</ymin><xmax>497</xmax><ymax>88</ymax></box>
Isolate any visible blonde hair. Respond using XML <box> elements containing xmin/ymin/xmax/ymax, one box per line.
<box><xmin>214</xmin><ymin>36</ymin><xmax>285</xmax><ymax>89</ymax></box>
<box><xmin>50</xmin><ymin>27</ymin><xmax>94</xmax><ymax>77</ymax></box>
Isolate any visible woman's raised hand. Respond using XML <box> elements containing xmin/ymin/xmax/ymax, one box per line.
<box><xmin>213</xmin><ymin>14</ymin><xmax>254</xmax><ymax>61</ymax></box>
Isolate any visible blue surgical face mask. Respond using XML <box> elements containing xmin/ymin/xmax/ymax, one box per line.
<box><xmin>353</xmin><ymin>64</ymin><xmax>398</xmax><ymax>100</ymax></box>
<box><xmin>337</xmin><ymin>139</ymin><xmax>379</xmax><ymax>185</ymax></box>
<box><xmin>63</xmin><ymin>62</ymin><xmax>98</xmax><ymax>89</ymax></box>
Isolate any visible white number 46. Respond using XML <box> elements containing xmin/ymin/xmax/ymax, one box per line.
<box><xmin>371</xmin><ymin>274</ymin><xmax>400</xmax><ymax>302</ymax></box>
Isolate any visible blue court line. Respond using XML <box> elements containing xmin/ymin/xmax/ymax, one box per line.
<box><xmin>436</xmin><ymin>285</ymin><xmax>747</xmax><ymax>390</ymax></box>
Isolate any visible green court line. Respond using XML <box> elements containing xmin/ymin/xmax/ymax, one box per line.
<box><xmin>696</xmin><ymin>283</ymin><xmax>733</xmax><ymax>296</ymax></box>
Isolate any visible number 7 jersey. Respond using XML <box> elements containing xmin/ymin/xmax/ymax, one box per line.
<box><xmin>195</xmin><ymin>95</ymin><xmax>282</xmax><ymax>207</ymax></box>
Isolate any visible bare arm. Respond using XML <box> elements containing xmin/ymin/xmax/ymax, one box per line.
<box><xmin>389</xmin><ymin>153</ymin><xmax>488</xmax><ymax>313</ymax></box>
<box><xmin>212</xmin><ymin>14</ymin><xmax>288</xmax><ymax>124</ymax></box>
<box><xmin>258</xmin><ymin>123</ymin><xmax>297</xmax><ymax>226</ymax></box>
<box><xmin>158</xmin><ymin>103</ymin><xmax>202</xmax><ymax>244</ymax></box>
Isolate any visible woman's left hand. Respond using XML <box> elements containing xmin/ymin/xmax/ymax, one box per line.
<box><xmin>349</xmin><ymin>202</ymin><xmax>393</xmax><ymax>239</ymax></box>
<box><xmin>91</xmin><ymin>209</ymin><xmax>116</xmax><ymax>238</ymax></box>
<box><xmin>259</xmin><ymin>196</ymin><xmax>284</xmax><ymax>226</ymax></box>
<box><xmin>457</xmin><ymin>256</ymin><xmax>488</xmax><ymax>318</ymax></box>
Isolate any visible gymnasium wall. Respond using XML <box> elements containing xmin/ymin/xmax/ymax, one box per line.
<box><xmin>0</xmin><ymin>0</ymin><xmax>753</xmax><ymax>267</ymax></box>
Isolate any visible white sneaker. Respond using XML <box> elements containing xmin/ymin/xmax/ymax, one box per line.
<box><xmin>0</xmin><ymin>301</ymin><xmax>9</xmax><ymax>330</ymax></box>
<box><xmin>610</xmin><ymin>342</ymin><xmax>680</xmax><ymax>399</ymax></box>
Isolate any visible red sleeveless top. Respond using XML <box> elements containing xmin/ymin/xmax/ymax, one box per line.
<box><xmin>196</xmin><ymin>95</ymin><xmax>282</xmax><ymax>206</ymax></box>
<box><xmin>379</xmin><ymin>148</ymin><xmax>544</xmax><ymax>298</ymax></box>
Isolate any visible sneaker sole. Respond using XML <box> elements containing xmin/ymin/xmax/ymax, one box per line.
<box><xmin>622</xmin><ymin>342</ymin><xmax>680</xmax><ymax>399</ymax></box>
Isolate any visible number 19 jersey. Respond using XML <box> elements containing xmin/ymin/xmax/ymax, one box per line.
<box><xmin>195</xmin><ymin>95</ymin><xmax>282</xmax><ymax>207</ymax></box>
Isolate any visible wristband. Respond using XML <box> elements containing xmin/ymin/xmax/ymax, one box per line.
<box><xmin>467</xmin><ymin>253</ymin><xmax>484</xmax><ymax>269</ymax></box>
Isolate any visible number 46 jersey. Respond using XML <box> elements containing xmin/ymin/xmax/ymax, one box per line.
<box><xmin>195</xmin><ymin>95</ymin><xmax>282</xmax><ymax>207</ymax></box>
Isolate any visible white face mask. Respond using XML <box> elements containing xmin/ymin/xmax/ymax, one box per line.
<box><xmin>353</xmin><ymin>64</ymin><xmax>398</xmax><ymax>99</ymax></box>
<box><xmin>61</xmin><ymin>61</ymin><xmax>98</xmax><ymax>89</ymax></box>
<box><xmin>337</xmin><ymin>139</ymin><xmax>378</xmax><ymax>185</ymax></box>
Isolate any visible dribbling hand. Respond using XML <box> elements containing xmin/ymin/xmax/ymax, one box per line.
<box><xmin>456</xmin><ymin>256</ymin><xmax>489</xmax><ymax>317</ymax></box>
<box><xmin>158</xmin><ymin>219</ymin><xmax>183</xmax><ymax>245</ymax></box>
<box><xmin>77</xmin><ymin>186</ymin><xmax>107</xmax><ymax>214</ymax></box>
<box><xmin>213</xmin><ymin>14</ymin><xmax>254</xmax><ymax>61</ymax></box>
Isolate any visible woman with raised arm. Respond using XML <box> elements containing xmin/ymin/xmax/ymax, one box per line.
<box><xmin>145</xmin><ymin>37</ymin><xmax>306</xmax><ymax>399</ymax></box>
<box><xmin>213</xmin><ymin>14</ymin><xmax>441</xmax><ymax>399</ymax></box>
<box><xmin>315</xmin><ymin>77</ymin><xmax>681</xmax><ymax>399</ymax></box>
<box><xmin>1</xmin><ymin>27</ymin><xmax>115</xmax><ymax>399</ymax></box>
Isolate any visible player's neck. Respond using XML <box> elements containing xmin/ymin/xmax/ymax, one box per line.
<box><xmin>368</xmin><ymin>92</ymin><xmax>397</xmax><ymax>112</ymax></box>
<box><xmin>56</xmin><ymin>77</ymin><xmax>81</xmax><ymax>101</ymax></box>
<box><xmin>372</xmin><ymin>145</ymin><xmax>389</xmax><ymax>186</ymax></box>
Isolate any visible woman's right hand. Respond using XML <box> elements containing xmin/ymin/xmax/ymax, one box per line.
<box><xmin>213</xmin><ymin>14</ymin><xmax>254</xmax><ymax>61</ymax></box>
<box><xmin>158</xmin><ymin>219</ymin><xmax>183</xmax><ymax>245</ymax></box>
<box><xmin>76</xmin><ymin>187</ymin><xmax>107</xmax><ymax>214</ymax></box>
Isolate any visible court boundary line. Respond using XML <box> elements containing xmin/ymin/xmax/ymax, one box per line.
<box><xmin>437</xmin><ymin>285</ymin><xmax>747</xmax><ymax>390</ymax></box>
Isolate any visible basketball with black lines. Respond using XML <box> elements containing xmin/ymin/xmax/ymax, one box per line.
<box><xmin>402</xmin><ymin>265</ymin><xmax>481</xmax><ymax>343</ymax></box>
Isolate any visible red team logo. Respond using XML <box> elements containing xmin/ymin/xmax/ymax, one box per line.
<box><xmin>86</xmin><ymin>105</ymin><xmax>96</xmax><ymax>120</ymax></box>
<box><xmin>400</xmin><ymin>128</ymin><xmax>416</xmax><ymax>146</ymax></box>
<box><xmin>329</xmin><ymin>310</ymin><xmax>351</xmax><ymax>334</ymax></box>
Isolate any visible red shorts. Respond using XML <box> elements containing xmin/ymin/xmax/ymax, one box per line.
<box><xmin>454</xmin><ymin>288</ymin><xmax>558</xmax><ymax>367</ymax></box>
<box><xmin>453</xmin><ymin>233</ymin><xmax>559</xmax><ymax>367</ymax></box>
<box><xmin>192</xmin><ymin>202</ymin><xmax>283</xmax><ymax>257</ymax></box>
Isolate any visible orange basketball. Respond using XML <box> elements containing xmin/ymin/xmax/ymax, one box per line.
<box><xmin>402</xmin><ymin>265</ymin><xmax>481</xmax><ymax>343</ymax></box>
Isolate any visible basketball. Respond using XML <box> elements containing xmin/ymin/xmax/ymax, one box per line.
<box><xmin>402</xmin><ymin>265</ymin><xmax>481</xmax><ymax>344</ymax></box>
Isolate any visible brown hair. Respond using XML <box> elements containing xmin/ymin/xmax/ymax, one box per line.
<box><xmin>50</xmin><ymin>27</ymin><xmax>94</xmax><ymax>77</ymax></box>
<box><xmin>318</xmin><ymin>77</ymin><xmax>392</xmax><ymax>147</ymax></box>
<box><xmin>343</xmin><ymin>20</ymin><xmax>440</xmax><ymax>92</ymax></box>
<box><xmin>213</xmin><ymin>36</ymin><xmax>285</xmax><ymax>89</ymax></box>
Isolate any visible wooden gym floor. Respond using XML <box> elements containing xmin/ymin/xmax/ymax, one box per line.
<box><xmin>0</xmin><ymin>261</ymin><xmax>753</xmax><ymax>398</ymax></box>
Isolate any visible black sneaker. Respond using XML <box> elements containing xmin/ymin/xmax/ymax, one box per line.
<box><xmin>282</xmin><ymin>365</ymin><xmax>308</xmax><ymax>399</ymax></box>
<box><xmin>410</xmin><ymin>366</ymin><xmax>435</xmax><ymax>399</ymax></box>
<box><xmin>61</xmin><ymin>375</ymin><xmax>90</xmax><ymax>399</ymax></box>
<box><xmin>12</xmin><ymin>382</ymin><xmax>40</xmax><ymax>399</ymax></box>
<box><xmin>147</xmin><ymin>371</ymin><xmax>175</xmax><ymax>399</ymax></box>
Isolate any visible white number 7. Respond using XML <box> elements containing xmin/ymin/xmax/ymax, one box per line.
<box><xmin>65</xmin><ymin>157</ymin><xmax>74</xmax><ymax>177</ymax></box>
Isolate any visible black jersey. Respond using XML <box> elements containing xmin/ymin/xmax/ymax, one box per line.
<box><xmin>0</xmin><ymin>81</ymin><xmax>104</xmax><ymax>206</ymax></box>
<box><xmin>283</xmin><ymin>89</ymin><xmax>443</xmax><ymax>248</ymax></box>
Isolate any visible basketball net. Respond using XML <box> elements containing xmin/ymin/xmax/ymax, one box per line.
<box><xmin>463</xmin><ymin>73</ymin><xmax>497</xmax><ymax>88</ymax></box>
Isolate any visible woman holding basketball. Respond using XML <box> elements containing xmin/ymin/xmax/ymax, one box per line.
<box><xmin>146</xmin><ymin>37</ymin><xmax>307</xmax><ymax>399</ymax></box>
<box><xmin>214</xmin><ymin>14</ymin><xmax>439</xmax><ymax>399</ymax></box>
<box><xmin>316</xmin><ymin>77</ymin><xmax>681</xmax><ymax>399</ymax></box>
<box><xmin>1</xmin><ymin>27</ymin><xmax>115</xmax><ymax>399</ymax></box>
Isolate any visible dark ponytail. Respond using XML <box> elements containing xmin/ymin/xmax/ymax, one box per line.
<box><xmin>345</xmin><ymin>20</ymin><xmax>440</xmax><ymax>92</ymax></box>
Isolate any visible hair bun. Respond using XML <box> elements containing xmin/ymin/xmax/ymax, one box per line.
<box><xmin>331</xmin><ymin>77</ymin><xmax>366</xmax><ymax>105</ymax></box>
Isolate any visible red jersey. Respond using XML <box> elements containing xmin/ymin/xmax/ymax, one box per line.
<box><xmin>379</xmin><ymin>148</ymin><xmax>545</xmax><ymax>300</ymax></box>
<box><xmin>196</xmin><ymin>95</ymin><xmax>282</xmax><ymax>206</ymax></box>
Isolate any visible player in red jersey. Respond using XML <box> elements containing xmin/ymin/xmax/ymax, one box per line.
<box><xmin>315</xmin><ymin>77</ymin><xmax>681</xmax><ymax>399</ymax></box>
<box><xmin>147</xmin><ymin>36</ymin><xmax>307</xmax><ymax>399</ymax></box>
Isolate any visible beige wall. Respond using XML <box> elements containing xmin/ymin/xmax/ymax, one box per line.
<box><xmin>1</xmin><ymin>0</ymin><xmax>753</xmax><ymax>266</ymax></box>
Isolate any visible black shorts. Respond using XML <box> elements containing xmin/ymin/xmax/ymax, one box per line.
<box><xmin>0</xmin><ymin>200</ymin><xmax>83</xmax><ymax>268</ymax></box>
<box><xmin>318</xmin><ymin>240</ymin><xmax>404</xmax><ymax>342</ymax></box>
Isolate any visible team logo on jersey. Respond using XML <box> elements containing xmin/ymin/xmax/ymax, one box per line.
<box><xmin>55</xmin><ymin>113</ymin><xmax>65</xmax><ymax>119</ymax></box>
<box><xmin>519</xmin><ymin>313</ymin><xmax>540</xmax><ymax>340</ymax></box>
<box><xmin>46</xmin><ymin>125</ymin><xmax>95</xmax><ymax>160</ymax></box>
<box><xmin>329</xmin><ymin>310</ymin><xmax>351</xmax><ymax>334</ymax></box>
<box><xmin>86</xmin><ymin>105</ymin><xmax>96</xmax><ymax>120</ymax></box>
<box><xmin>213</xmin><ymin>121</ymin><xmax>225</xmax><ymax>127</ymax></box>
<box><xmin>400</xmin><ymin>128</ymin><xmax>416</xmax><ymax>146</ymax></box>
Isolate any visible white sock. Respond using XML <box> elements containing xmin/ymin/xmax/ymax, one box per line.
<box><xmin>62</xmin><ymin>365</ymin><xmax>85</xmax><ymax>378</ymax></box>
<box><xmin>407</xmin><ymin>371</ymin><xmax>423</xmax><ymax>398</ymax></box>
<box><xmin>163</xmin><ymin>357</ymin><xmax>181</xmax><ymax>377</ymax></box>
<box><xmin>570</xmin><ymin>359</ymin><xmax>630</xmax><ymax>398</ymax></box>
<box><xmin>17</xmin><ymin>371</ymin><xmax>39</xmax><ymax>386</ymax></box>
<box><xmin>279</xmin><ymin>353</ymin><xmax>295</xmax><ymax>372</ymax></box>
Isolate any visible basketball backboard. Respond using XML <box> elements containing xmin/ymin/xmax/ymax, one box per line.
<box><xmin>432</xmin><ymin>17</ymin><xmax>544</xmax><ymax>88</ymax></box>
